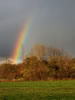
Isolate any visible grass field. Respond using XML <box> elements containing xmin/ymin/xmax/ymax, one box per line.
<box><xmin>0</xmin><ymin>80</ymin><xmax>75</xmax><ymax>100</ymax></box>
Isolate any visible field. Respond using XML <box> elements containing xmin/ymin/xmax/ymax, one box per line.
<box><xmin>0</xmin><ymin>80</ymin><xmax>75</xmax><ymax>100</ymax></box>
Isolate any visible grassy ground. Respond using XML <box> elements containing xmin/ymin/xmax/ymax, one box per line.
<box><xmin>0</xmin><ymin>80</ymin><xmax>75</xmax><ymax>100</ymax></box>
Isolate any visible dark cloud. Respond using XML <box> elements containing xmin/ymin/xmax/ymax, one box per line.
<box><xmin>0</xmin><ymin>0</ymin><xmax>75</xmax><ymax>57</ymax></box>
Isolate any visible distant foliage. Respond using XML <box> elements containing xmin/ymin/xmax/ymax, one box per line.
<box><xmin>0</xmin><ymin>44</ymin><xmax>75</xmax><ymax>81</ymax></box>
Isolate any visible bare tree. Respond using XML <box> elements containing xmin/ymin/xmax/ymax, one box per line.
<box><xmin>31</xmin><ymin>44</ymin><xmax>46</xmax><ymax>60</ymax></box>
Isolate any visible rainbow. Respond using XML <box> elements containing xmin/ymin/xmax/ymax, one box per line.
<box><xmin>12</xmin><ymin>17</ymin><xmax>32</xmax><ymax>64</ymax></box>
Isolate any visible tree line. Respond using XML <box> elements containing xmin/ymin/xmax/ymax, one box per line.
<box><xmin>0</xmin><ymin>44</ymin><xmax>75</xmax><ymax>81</ymax></box>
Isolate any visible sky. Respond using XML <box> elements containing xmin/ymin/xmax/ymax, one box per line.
<box><xmin>0</xmin><ymin>0</ymin><xmax>75</xmax><ymax>57</ymax></box>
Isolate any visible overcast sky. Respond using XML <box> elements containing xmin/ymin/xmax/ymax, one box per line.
<box><xmin>0</xmin><ymin>0</ymin><xmax>75</xmax><ymax>57</ymax></box>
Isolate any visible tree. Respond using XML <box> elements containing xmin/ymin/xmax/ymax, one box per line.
<box><xmin>31</xmin><ymin>44</ymin><xmax>46</xmax><ymax>60</ymax></box>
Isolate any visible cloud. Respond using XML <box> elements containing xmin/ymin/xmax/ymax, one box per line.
<box><xmin>0</xmin><ymin>0</ymin><xmax>75</xmax><ymax>57</ymax></box>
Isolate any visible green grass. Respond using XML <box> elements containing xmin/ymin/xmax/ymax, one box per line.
<box><xmin>0</xmin><ymin>80</ymin><xmax>75</xmax><ymax>100</ymax></box>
